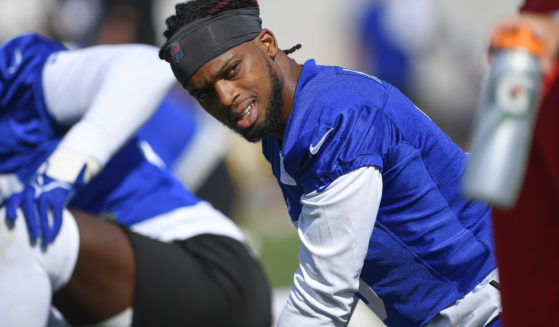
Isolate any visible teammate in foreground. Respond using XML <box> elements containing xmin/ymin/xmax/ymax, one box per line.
<box><xmin>0</xmin><ymin>33</ymin><xmax>271</xmax><ymax>327</ymax></box>
<box><xmin>160</xmin><ymin>1</ymin><xmax>501</xmax><ymax>326</ymax></box>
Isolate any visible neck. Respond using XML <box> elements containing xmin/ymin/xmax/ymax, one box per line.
<box><xmin>275</xmin><ymin>53</ymin><xmax>303</xmax><ymax>139</ymax></box>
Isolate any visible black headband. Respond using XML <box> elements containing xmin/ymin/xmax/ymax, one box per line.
<box><xmin>163</xmin><ymin>8</ymin><xmax>262</xmax><ymax>86</ymax></box>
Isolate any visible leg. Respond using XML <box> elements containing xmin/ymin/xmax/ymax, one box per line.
<box><xmin>126</xmin><ymin>231</ymin><xmax>272</xmax><ymax>327</ymax></box>
<box><xmin>53</xmin><ymin>209</ymin><xmax>135</xmax><ymax>325</ymax></box>
<box><xmin>54</xmin><ymin>206</ymin><xmax>271</xmax><ymax>326</ymax></box>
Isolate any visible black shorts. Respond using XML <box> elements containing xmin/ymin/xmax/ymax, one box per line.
<box><xmin>123</xmin><ymin>230</ymin><xmax>272</xmax><ymax>327</ymax></box>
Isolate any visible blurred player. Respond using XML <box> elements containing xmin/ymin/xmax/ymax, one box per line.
<box><xmin>0</xmin><ymin>33</ymin><xmax>271</xmax><ymax>326</ymax></box>
<box><xmin>488</xmin><ymin>2</ymin><xmax>559</xmax><ymax>326</ymax></box>
<box><xmin>49</xmin><ymin>0</ymin><xmax>238</xmax><ymax>216</ymax></box>
<box><xmin>159</xmin><ymin>1</ymin><xmax>501</xmax><ymax>326</ymax></box>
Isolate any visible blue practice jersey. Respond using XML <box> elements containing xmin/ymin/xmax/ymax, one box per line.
<box><xmin>262</xmin><ymin>60</ymin><xmax>496</xmax><ymax>326</ymax></box>
<box><xmin>0</xmin><ymin>34</ymin><xmax>66</xmax><ymax>178</ymax></box>
<box><xmin>0</xmin><ymin>34</ymin><xmax>199</xmax><ymax>226</ymax></box>
<box><xmin>69</xmin><ymin>138</ymin><xmax>200</xmax><ymax>226</ymax></box>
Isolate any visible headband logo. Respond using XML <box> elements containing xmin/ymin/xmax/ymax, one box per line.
<box><xmin>169</xmin><ymin>42</ymin><xmax>183</xmax><ymax>63</ymax></box>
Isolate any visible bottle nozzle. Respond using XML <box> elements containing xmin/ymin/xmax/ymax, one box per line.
<box><xmin>492</xmin><ymin>24</ymin><xmax>546</xmax><ymax>57</ymax></box>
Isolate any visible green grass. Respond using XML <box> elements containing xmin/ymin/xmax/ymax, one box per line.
<box><xmin>257</xmin><ymin>231</ymin><xmax>300</xmax><ymax>288</ymax></box>
<box><xmin>232</xmin><ymin>188</ymin><xmax>301</xmax><ymax>289</ymax></box>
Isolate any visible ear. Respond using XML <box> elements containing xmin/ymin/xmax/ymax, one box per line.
<box><xmin>255</xmin><ymin>29</ymin><xmax>280</xmax><ymax>60</ymax></box>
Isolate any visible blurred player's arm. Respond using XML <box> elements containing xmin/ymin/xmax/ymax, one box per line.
<box><xmin>43</xmin><ymin>44</ymin><xmax>177</xmax><ymax>178</ymax></box>
<box><xmin>6</xmin><ymin>45</ymin><xmax>177</xmax><ymax>244</ymax></box>
<box><xmin>277</xmin><ymin>167</ymin><xmax>382</xmax><ymax>327</ymax></box>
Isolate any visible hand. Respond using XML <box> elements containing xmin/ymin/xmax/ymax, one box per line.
<box><xmin>491</xmin><ymin>12</ymin><xmax>559</xmax><ymax>72</ymax></box>
<box><xmin>6</xmin><ymin>163</ymin><xmax>85</xmax><ymax>246</ymax></box>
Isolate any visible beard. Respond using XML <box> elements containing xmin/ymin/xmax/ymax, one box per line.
<box><xmin>237</xmin><ymin>59</ymin><xmax>284</xmax><ymax>143</ymax></box>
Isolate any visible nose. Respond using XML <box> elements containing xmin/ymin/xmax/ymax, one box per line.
<box><xmin>214</xmin><ymin>80</ymin><xmax>238</xmax><ymax>109</ymax></box>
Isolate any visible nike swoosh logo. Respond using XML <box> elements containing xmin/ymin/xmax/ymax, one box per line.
<box><xmin>7</xmin><ymin>48</ymin><xmax>22</xmax><ymax>75</ymax></box>
<box><xmin>309</xmin><ymin>128</ymin><xmax>334</xmax><ymax>155</ymax></box>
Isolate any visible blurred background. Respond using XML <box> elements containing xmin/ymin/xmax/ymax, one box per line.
<box><xmin>0</xmin><ymin>0</ymin><xmax>523</xmax><ymax>325</ymax></box>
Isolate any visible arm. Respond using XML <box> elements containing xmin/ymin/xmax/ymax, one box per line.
<box><xmin>43</xmin><ymin>44</ymin><xmax>177</xmax><ymax>178</ymax></box>
<box><xmin>6</xmin><ymin>44</ymin><xmax>177</xmax><ymax>244</ymax></box>
<box><xmin>277</xmin><ymin>166</ymin><xmax>382</xmax><ymax>327</ymax></box>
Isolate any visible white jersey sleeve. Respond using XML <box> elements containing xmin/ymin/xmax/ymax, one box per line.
<box><xmin>41</xmin><ymin>44</ymin><xmax>176</xmax><ymax>178</ymax></box>
<box><xmin>277</xmin><ymin>166</ymin><xmax>382</xmax><ymax>327</ymax></box>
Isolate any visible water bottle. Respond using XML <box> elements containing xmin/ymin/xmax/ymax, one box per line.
<box><xmin>463</xmin><ymin>25</ymin><xmax>545</xmax><ymax>208</ymax></box>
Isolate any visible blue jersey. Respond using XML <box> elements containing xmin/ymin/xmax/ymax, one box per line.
<box><xmin>69</xmin><ymin>137</ymin><xmax>200</xmax><ymax>226</ymax></box>
<box><xmin>0</xmin><ymin>34</ymin><xmax>66</xmax><ymax>177</ymax></box>
<box><xmin>0</xmin><ymin>34</ymin><xmax>199</xmax><ymax>226</ymax></box>
<box><xmin>262</xmin><ymin>60</ymin><xmax>495</xmax><ymax>326</ymax></box>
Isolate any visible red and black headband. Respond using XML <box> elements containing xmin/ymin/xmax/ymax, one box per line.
<box><xmin>163</xmin><ymin>8</ymin><xmax>262</xmax><ymax>86</ymax></box>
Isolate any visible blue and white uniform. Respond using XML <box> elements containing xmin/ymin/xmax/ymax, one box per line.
<box><xmin>263</xmin><ymin>60</ymin><xmax>500</xmax><ymax>326</ymax></box>
<box><xmin>0</xmin><ymin>34</ymin><xmax>244</xmax><ymax>327</ymax></box>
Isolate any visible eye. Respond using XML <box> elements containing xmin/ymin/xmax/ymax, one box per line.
<box><xmin>226</xmin><ymin>63</ymin><xmax>239</xmax><ymax>78</ymax></box>
<box><xmin>189</xmin><ymin>86</ymin><xmax>212</xmax><ymax>105</ymax></box>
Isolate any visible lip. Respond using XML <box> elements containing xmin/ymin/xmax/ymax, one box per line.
<box><xmin>230</xmin><ymin>100</ymin><xmax>256</xmax><ymax>127</ymax></box>
<box><xmin>235</xmin><ymin>102</ymin><xmax>258</xmax><ymax>130</ymax></box>
<box><xmin>231</xmin><ymin>99</ymin><xmax>254</xmax><ymax>119</ymax></box>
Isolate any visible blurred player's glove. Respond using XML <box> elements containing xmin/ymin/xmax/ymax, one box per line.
<box><xmin>6</xmin><ymin>166</ymin><xmax>84</xmax><ymax>245</ymax></box>
<box><xmin>5</xmin><ymin>148</ymin><xmax>99</xmax><ymax>246</ymax></box>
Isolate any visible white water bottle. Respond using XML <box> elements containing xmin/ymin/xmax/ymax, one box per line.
<box><xmin>463</xmin><ymin>25</ymin><xmax>545</xmax><ymax>208</ymax></box>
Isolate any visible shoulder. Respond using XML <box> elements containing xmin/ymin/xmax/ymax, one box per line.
<box><xmin>279</xmin><ymin>64</ymin><xmax>421</xmax><ymax>193</ymax></box>
<box><xmin>298</xmin><ymin>65</ymin><xmax>390</xmax><ymax>112</ymax></box>
<box><xmin>288</xmin><ymin>66</ymin><xmax>397</xmax><ymax>156</ymax></box>
<box><xmin>291</xmin><ymin>65</ymin><xmax>394</xmax><ymax>137</ymax></box>
<box><xmin>283</xmin><ymin>97</ymin><xmax>396</xmax><ymax>193</ymax></box>
<box><xmin>1</xmin><ymin>33</ymin><xmax>65</xmax><ymax>52</ymax></box>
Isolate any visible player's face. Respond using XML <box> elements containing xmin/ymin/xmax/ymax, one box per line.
<box><xmin>186</xmin><ymin>41</ymin><xmax>284</xmax><ymax>143</ymax></box>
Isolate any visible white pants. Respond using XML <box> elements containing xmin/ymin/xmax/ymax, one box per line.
<box><xmin>0</xmin><ymin>207</ymin><xmax>79</xmax><ymax>327</ymax></box>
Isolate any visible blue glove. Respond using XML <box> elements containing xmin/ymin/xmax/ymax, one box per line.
<box><xmin>6</xmin><ymin>163</ymin><xmax>85</xmax><ymax>246</ymax></box>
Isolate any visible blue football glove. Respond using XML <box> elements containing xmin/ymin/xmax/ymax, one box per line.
<box><xmin>5</xmin><ymin>147</ymin><xmax>100</xmax><ymax>246</ymax></box>
<box><xmin>6</xmin><ymin>163</ymin><xmax>86</xmax><ymax>246</ymax></box>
